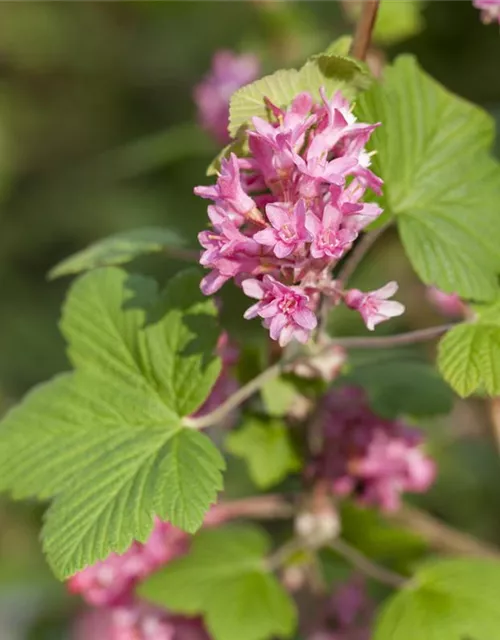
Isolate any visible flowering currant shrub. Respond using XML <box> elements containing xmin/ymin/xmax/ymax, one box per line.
<box><xmin>2</xmin><ymin>4</ymin><xmax>500</xmax><ymax>640</ymax></box>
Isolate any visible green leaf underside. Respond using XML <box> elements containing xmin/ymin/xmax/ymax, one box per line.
<box><xmin>0</xmin><ymin>267</ymin><xmax>224</xmax><ymax>578</ymax></box>
<box><xmin>139</xmin><ymin>526</ymin><xmax>297</xmax><ymax>640</ymax></box>
<box><xmin>225</xmin><ymin>417</ymin><xmax>301</xmax><ymax>489</ymax></box>
<box><xmin>229</xmin><ymin>53</ymin><xmax>370</xmax><ymax>137</ymax></box>
<box><xmin>374</xmin><ymin>558</ymin><xmax>500</xmax><ymax>640</ymax></box>
<box><xmin>438</xmin><ymin>299</ymin><xmax>500</xmax><ymax>397</ymax></box>
<box><xmin>49</xmin><ymin>226</ymin><xmax>185</xmax><ymax>279</ymax></box>
<box><xmin>343</xmin><ymin>359</ymin><xmax>453</xmax><ymax>418</ymax></box>
<box><xmin>356</xmin><ymin>55</ymin><xmax>500</xmax><ymax>301</ymax></box>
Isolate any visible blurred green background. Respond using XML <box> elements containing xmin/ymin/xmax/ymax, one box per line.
<box><xmin>0</xmin><ymin>2</ymin><xmax>499</xmax><ymax>638</ymax></box>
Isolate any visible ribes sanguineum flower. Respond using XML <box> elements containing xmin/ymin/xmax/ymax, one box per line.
<box><xmin>194</xmin><ymin>50</ymin><xmax>260</xmax><ymax>144</ymax></box>
<box><xmin>305</xmin><ymin>200</ymin><xmax>357</xmax><ymax>260</ymax></box>
<box><xmin>309</xmin><ymin>387</ymin><xmax>436</xmax><ymax>512</ymax></box>
<box><xmin>242</xmin><ymin>275</ymin><xmax>317</xmax><ymax>346</ymax></box>
<box><xmin>473</xmin><ymin>0</ymin><xmax>500</xmax><ymax>24</ymax></box>
<box><xmin>195</xmin><ymin>153</ymin><xmax>258</xmax><ymax>222</ymax></box>
<box><xmin>195</xmin><ymin>84</ymin><xmax>402</xmax><ymax>345</ymax></box>
<box><xmin>253</xmin><ymin>200</ymin><xmax>310</xmax><ymax>258</ymax></box>
<box><xmin>345</xmin><ymin>282</ymin><xmax>405</xmax><ymax>331</ymax></box>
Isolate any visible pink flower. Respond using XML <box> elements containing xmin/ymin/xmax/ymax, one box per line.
<box><xmin>426</xmin><ymin>286</ymin><xmax>465</xmax><ymax>318</ymax></box>
<box><xmin>195</xmin><ymin>153</ymin><xmax>257</xmax><ymax>221</ymax></box>
<box><xmin>198</xmin><ymin>220</ymin><xmax>262</xmax><ymax>295</ymax></box>
<box><xmin>248</xmin><ymin>93</ymin><xmax>317</xmax><ymax>184</ymax></box>
<box><xmin>473</xmin><ymin>0</ymin><xmax>500</xmax><ymax>23</ymax></box>
<box><xmin>194</xmin><ymin>50</ymin><xmax>260</xmax><ymax>145</ymax></box>
<box><xmin>253</xmin><ymin>200</ymin><xmax>310</xmax><ymax>258</ymax></box>
<box><xmin>294</xmin><ymin>154</ymin><xmax>357</xmax><ymax>199</ymax></box>
<box><xmin>345</xmin><ymin>281</ymin><xmax>405</xmax><ymax>331</ymax></box>
<box><xmin>305</xmin><ymin>202</ymin><xmax>357</xmax><ymax>260</ymax></box>
<box><xmin>338</xmin><ymin>181</ymin><xmax>383</xmax><ymax>233</ymax></box>
<box><xmin>198</xmin><ymin>221</ymin><xmax>258</xmax><ymax>268</ymax></box>
<box><xmin>242</xmin><ymin>275</ymin><xmax>317</xmax><ymax>346</ymax></box>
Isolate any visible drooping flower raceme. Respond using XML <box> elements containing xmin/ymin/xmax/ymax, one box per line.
<box><xmin>309</xmin><ymin>386</ymin><xmax>436</xmax><ymax>512</ymax></box>
<box><xmin>473</xmin><ymin>0</ymin><xmax>500</xmax><ymax>24</ymax></box>
<box><xmin>69</xmin><ymin>505</ymin><xmax>236</xmax><ymax>640</ymax></box>
<box><xmin>195</xmin><ymin>88</ymin><xmax>405</xmax><ymax>345</ymax></box>
<box><xmin>194</xmin><ymin>50</ymin><xmax>260</xmax><ymax>144</ymax></box>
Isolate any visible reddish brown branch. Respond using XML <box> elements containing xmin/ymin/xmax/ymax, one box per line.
<box><xmin>350</xmin><ymin>0</ymin><xmax>381</xmax><ymax>62</ymax></box>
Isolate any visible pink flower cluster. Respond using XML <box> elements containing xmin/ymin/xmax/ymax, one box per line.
<box><xmin>309</xmin><ymin>387</ymin><xmax>436</xmax><ymax>512</ymax></box>
<box><xmin>194</xmin><ymin>50</ymin><xmax>260</xmax><ymax>145</ymax></box>
<box><xmin>195</xmin><ymin>89</ymin><xmax>405</xmax><ymax>346</ymax></box>
<box><xmin>73</xmin><ymin>604</ymin><xmax>209</xmax><ymax>640</ymax></box>
<box><xmin>69</xmin><ymin>506</ymin><xmax>233</xmax><ymax>640</ymax></box>
<box><xmin>473</xmin><ymin>0</ymin><xmax>500</xmax><ymax>23</ymax></box>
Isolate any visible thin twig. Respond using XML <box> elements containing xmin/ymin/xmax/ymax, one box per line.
<box><xmin>331</xmin><ymin>324</ymin><xmax>455</xmax><ymax>349</ymax></box>
<box><xmin>336</xmin><ymin>223</ymin><xmax>391</xmax><ymax>288</ymax></box>
<box><xmin>185</xmin><ymin>324</ymin><xmax>456</xmax><ymax>429</ymax></box>
<box><xmin>184</xmin><ymin>362</ymin><xmax>282</xmax><ymax>429</ymax></box>
<box><xmin>350</xmin><ymin>0</ymin><xmax>381</xmax><ymax>61</ymax></box>
<box><xmin>217</xmin><ymin>494</ymin><xmax>500</xmax><ymax>561</ymax></box>
<box><xmin>331</xmin><ymin>538</ymin><xmax>406</xmax><ymax>588</ymax></box>
<box><xmin>267</xmin><ymin>538</ymin><xmax>307</xmax><ymax>571</ymax></box>
<box><xmin>218</xmin><ymin>495</ymin><xmax>295</xmax><ymax>520</ymax></box>
<box><xmin>389</xmin><ymin>504</ymin><xmax>500</xmax><ymax>560</ymax></box>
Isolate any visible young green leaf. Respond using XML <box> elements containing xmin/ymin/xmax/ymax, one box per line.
<box><xmin>48</xmin><ymin>226</ymin><xmax>185</xmax><ymax>279</ymax></box>
<box><xmin>0</xmin><ymin>267</ymin><xmax>224</xmax><ymax>578</ymax></box>
<box><xmin>343</xmin><ymin>359</ymin><xmax>454</xmax><ymax>418</ymax></box>
<box><xmin>374</xmin><ymin>558</ymin><xmax>500</xmax><ymax>640</ymax></box>
<box><xmin>139</xmin><ymin>525</ymin><xmax>297</xmax><ymax>640</ymax></box>
<box><xmin>229</xmin><ymin>51</ymin><xmax>370</xmax><ymax>137</ymax></box>
<box><xmin>225</xmin><ymin>417</ymin><xmax>301</xmax><ymax>489</ymax></box>
<box><xmin>356</xmin><ymin>56</ymin><xmax>500</xmax><ymax>301</ymax></box>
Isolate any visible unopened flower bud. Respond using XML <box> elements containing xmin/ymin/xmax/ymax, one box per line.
<box><xmin>295</xmin><ymin>508</ymin><xmax>340</xmax><ymax>548</ymax></box>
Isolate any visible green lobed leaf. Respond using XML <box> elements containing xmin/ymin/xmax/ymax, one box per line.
<box><xmin>374</xmin><ymin>558</ymin><xmax>500</xmax><ymax>640</ymax></box>
<box><xmin>343</xmin><ymin>358</ymin><xmax>454</xmax><ymax>418</ymax></box>
<box><xmin>139</xmin><ymin>525</ymin><xmax>297</xmax><ymax>640</ymax></box>
<box><xmin>229</xmin><ymin>50</ymin><xmax>370</xmax><ymax>137</ymax></box>
<box><xmin>48</xmin><ymin>226</ymin><xmax>185</xmax><ymax>279</ymax></box>
<box><xmin>0</xmin><ymin>267</ymin><xmax>224</xmax><ymax>578</ymax></box>
<box><xmin>356</xmin><ymin>56</ymin><xmax>500</xmax><ymax>301</ymax></box>
<box><xmin>438</xmin><ymin>317</ymin><xmax>500</xmax><ymax>399</ymax></box>
<box><xmin>225</xmin><ymin>416</ymin><xmax>301</xmax><ymax>489</ymax></box>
